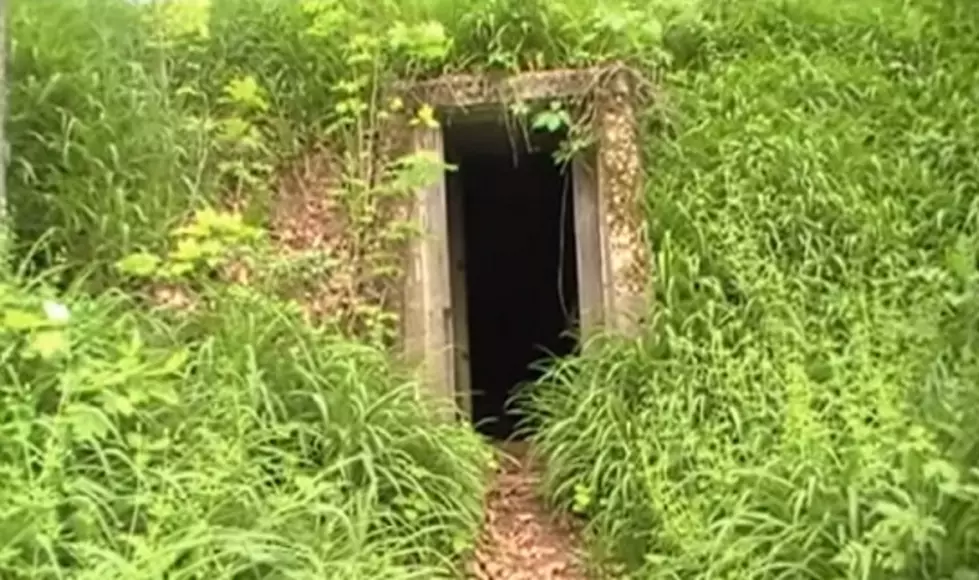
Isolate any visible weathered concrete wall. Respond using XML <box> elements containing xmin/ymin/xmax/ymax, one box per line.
<box><xmin>595</xmin><ymin>70</ymin><xmax>651</xmax><ymax>332</ymax></box>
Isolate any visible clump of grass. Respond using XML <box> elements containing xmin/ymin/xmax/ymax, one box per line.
<box><xmin>8</xmin><ymin>0</ymin><xmax>692</xmax><ymax>288</ymax></box>
<box><xmin>12</xmin><ymin>0</ymin><xmax>979</xmax><ymax>578</ymax></box>
<box><xmin>7</xmin><ymin>0</ymin><xmax>209</xmax><ymax>288</ymax></box>
<box><xmin>523</xmin><ymin>0</ymin><xmax>979</xmax><ymax>578</ymax></box>
<box><xmin>8</xmin><ymin>3</ymin><xmax>503</xmax><ymax>577</ymax></box>
<box><xmin>0</xmin><ymin>267</ymin><xmax>491</xmax><ymax>579</ymax></box>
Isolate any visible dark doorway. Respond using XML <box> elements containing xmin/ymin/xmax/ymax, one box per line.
<box><xmin>443</xmin><ymin>118</ymin><xmax>580</xmax><ymax>440</ymax></box>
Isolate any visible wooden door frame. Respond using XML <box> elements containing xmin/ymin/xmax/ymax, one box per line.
<box><xmin>400</xmin><ymin>126</ymin><xmax>456</xmax><ymax>419</ymax></box>
<box><xmin>398</xmin><ymin>66</ymin><xmax>648</xmax><ymax>420</ymax></box>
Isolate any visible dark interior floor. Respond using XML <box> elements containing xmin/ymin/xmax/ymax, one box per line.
<box><xmin>451</xmin><ymin>138</ymin><xmax>580</xmax><ymax>440</ymax></box>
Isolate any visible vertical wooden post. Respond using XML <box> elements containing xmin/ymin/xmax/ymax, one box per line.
<box><xmin>402</xmin><ymin>126</ymin><xmax>455</xmax><ymax>419</ymax></box>
<box><xmin>445</xmin><ymin>165</ymin><xmax>472</xmax><ymax>418</ymax></box>
<box><xmin>571</xmin><ymin>150</ymin><xmax>608</xmax><ymax>339</ymax></box>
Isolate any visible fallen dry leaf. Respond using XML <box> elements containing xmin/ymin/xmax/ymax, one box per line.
<box><xmin>468</xmin><ymin>442</ymin><xmax>589</xmax><ymax>580</ymax></box>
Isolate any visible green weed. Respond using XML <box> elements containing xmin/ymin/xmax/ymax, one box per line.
<box><xmin>0</xmin><ymin>253</ymin><xmax>491</xmax><ymax>578</ymax></box>
<box><xmin>9</xmin><ymin>0</ymin><xmax>979</xmax><ymax>579</ymax></box>
<box><xmin>523</xmin><ymin>0</ymin><xmax>979</xmax><ymax>578</ymax></box>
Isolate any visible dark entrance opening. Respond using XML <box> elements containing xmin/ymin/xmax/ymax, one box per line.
<box><xmin>443</xmin><ymin>118</ymin><xmax>580</xmax><ymax>440</ymax></box>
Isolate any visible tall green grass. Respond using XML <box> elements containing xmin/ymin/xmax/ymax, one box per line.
<box><xmin>0</xmin><ymin>271</ymin><xmax>491</xmax><ymax>578</ymax></box>
<box><xmin>10</xmin><ymin>0</ymin><xmax>979</xmax><ymax>578</ymax></box>
<box><xmin>5</xmin><ymin>1</ymin><xmax>494</xmax><ymax>577</ymax></box>
<box><xmin>8</xmin><ymin>0</ymin><xmax>209</xmax><ymax>287</ymax></box>
<box><xmin>8</xmin><ymin>0</ymin><xmax>688</xmax><ymax>285</ymax></box>
<box><xmin>523</xmin><ymin>0</ymin><xmax>979</xmax><ymax>578</ymax></box>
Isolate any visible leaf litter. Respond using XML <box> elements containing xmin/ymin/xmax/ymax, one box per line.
<box><xmin>468</xmin><ymin>441</ymin><xmax>589</xmax><ymax>580</ymax></box>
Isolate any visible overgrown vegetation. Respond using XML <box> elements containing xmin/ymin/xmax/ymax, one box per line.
<box><xmin>5</xmin><ymin>0</ymin><xmax>502</xmax><ymax>577</ymax></box>
<box><xmin>523</xmin><ymin>1</ymin><xmax>979</xmax><ymax>578</ymax></box>
<box><xmin>6</xmin><ymin>0</ymin><xmax>979</xmax><ymax>578</ymax></box>
<box><xmin>1</xmin><ymin>264</ymin><xmax>490</xmax><ymax>578</ymax></box>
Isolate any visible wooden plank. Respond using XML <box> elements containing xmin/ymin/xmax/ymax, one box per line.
<box><xmin>400</xmin><ymin>183</ymin><xmax>427</xmax><ymax>381</ymax></box>
<box><xmin>445</xmin><ymin>168</ymin><xmax>472</xmax><ymax>418</ymax></box>
<box><xmin>410</xmin><ymin>126</ymin><xmax>455</xmax><ymax>419</ymax></box>
<box><xmin>571</xmin><ymin>151</ymin><xmax>606</xmax><ymax>338</ymax></box>
<box><xmin>595</xmin><ymin>162</ymin><xmax>619</xmax><ymax>334</ymax></box>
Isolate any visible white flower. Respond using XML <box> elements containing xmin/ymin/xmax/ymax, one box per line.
<box><xmin>42</xmin><ymin>300</ymin><xmax>71</xmax><ymax>324</ymax></box>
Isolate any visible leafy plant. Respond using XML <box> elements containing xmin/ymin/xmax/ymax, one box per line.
<box><xmin>9</xmin><ymin>0</ymin><xmax>979</xmax><ymax>579</ymax></box>
<box><xmin>522</xmin><ymin>0</ymin><xmax>979</xmax><ymax>578</ymax></box>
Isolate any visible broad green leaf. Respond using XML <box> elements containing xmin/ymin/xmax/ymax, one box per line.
<box><xmin>29</xmin><ymin>330</ymin><xmax>69</xmax><ymax>359</ymax></box>
<box><xmin>117</xmin><ymin>252</ymin><xmax>161</xmax><ymax>277</ymax></box>
<box><xmin>63</xmin><ymin>403</ymin><xmax>111</xmax><ymax>442</ymax></box>
<box><xmin>159</xmin><ymin>348</ymin><xmax>189</xmax><ymax>375</ymax></box>
<box><xmin>171</xmin><ymin>238</ymin><xmax>205</xmax><ymax>262</ymax></box>
<box><xmin>4</xmin><ymin>308</ymin><xmax>45</xmax><ymax>330</ymax></box>
<box><xmin>150</xmin><ymin>384</ymin><xmax>179</xmax><ymax>406</ymax></box>
<box><xmin>101</xmin><ymin>392</ymin><xmax>136</xmax><ymax>417</ymax></box>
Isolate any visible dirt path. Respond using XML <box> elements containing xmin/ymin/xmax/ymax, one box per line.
<box><xmin>467</xmin><ymin>441</ymin><xmax>589</xmax><ymax>580</ymax></box>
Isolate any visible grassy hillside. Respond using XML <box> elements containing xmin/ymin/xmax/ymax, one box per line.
<box><xmin>524</xmin><ymin>1</ymin><xmax>979</xmax><ymax>578</ymax></box>
<box><xmin>6</xmin><ymin>0</ymin><xmax>979</xmax><ymax>578</ymax></box>
<box><xmin>0</xmin><ymin>270</ymin><xmax>491</xmax><ymax>579</ymax></box>
<box><xmin>6</xmin><ymin>1</ymin><xmax>498</xmax><ymax>578</ymax></box>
